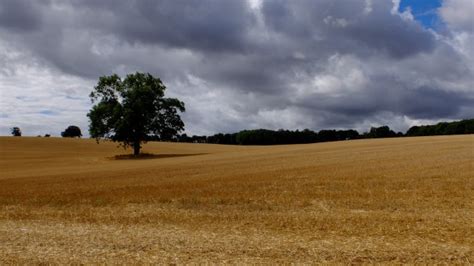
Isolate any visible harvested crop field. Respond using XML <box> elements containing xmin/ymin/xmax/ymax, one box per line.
<box><xmin>0</xmin><ymin>135</ymin><xmax>473</xmax><ymax>263</ymax></box>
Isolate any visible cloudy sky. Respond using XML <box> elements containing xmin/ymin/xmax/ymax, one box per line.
<box><xmin>0</xmin><ymin>0</ymin><xmax>473</xmax><ymax>136</ymax></box>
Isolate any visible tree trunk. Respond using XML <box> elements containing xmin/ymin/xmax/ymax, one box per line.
<box><xmin>133</xmin><ymin>141</ymin><xmax>140</xmax><ymax>156</ymax></box>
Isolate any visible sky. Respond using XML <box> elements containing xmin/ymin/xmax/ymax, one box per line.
<box><xmin>399</xmin><ymin>0</ymin><xmax>443</xmax><ymax>28</ymax></box>
<box><xmin>0</xmin><ymin>0</ymin><xmax>473</xmax><ymax>137</ymax></box>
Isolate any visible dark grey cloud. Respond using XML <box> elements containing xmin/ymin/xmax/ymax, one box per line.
<box><xmin>400</xmin><ymin>87</ymin><xmax>473</xmax><ymax>118</ymax></box>
<box><xmin>303</xmin><ymin>85</ymin><xmax>473</xmax><ymax>120</ymax></box>
<box><xmin>0</xmin><ymin>0</ymin><xmax>472</xmax><ymax>136</ymax></box>
<box><xmin>67</xmin><ymin>0</ymin><xmax>255</xmax><ymax>52</ymax></box>
<box><xmin>0</xmin><ymin>0</ymin><xmax>44</xmax><ymax>32</ymax></box>
<box><xmin>262</xmin><ymin>0</ymin><xmax>435</xmax><ymax>58</ymax></box>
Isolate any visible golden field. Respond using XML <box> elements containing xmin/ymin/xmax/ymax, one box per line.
<box><xmin>0</xmin><ymin>135</ymin><xmax>473</xmax><ymax>263</ymax></box>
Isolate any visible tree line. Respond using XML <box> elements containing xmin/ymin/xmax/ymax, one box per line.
<box><xmin>10</xmin><ymin>117</ymin><xmax>474</xmax><ymax>147</ymax></box>
<box><xmin>406</xmin><ymin>119</ymin><xmax>474</xmax><ymax>136</ymax></box>
<box><xmin>176</xmin><ymin>119</ymin><xmax>474</xmax><ymax>145</ymax></box>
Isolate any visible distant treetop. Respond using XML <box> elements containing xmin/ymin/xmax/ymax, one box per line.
<box><xmin>11</xmin><ymin>127</ymin><xmax>21</xmax><ymax>137</ymax></box>
<box><xmin>61</xmin><ymin>125</ymin><xmax>82</xmax><ymax>138</ymax></box>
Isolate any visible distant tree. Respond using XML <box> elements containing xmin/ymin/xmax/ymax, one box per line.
<box><xmin>44</xmin><ymin>134</ymin><xmax>51</xmax><ymax>137</ymax></box>
<box><xmin>61</xmin><ymin>125</ymin><xmax>82</xmax><ymax>138</ymax></box>
<box><xmin>87</xmin><ymin>72</ymin><xmax>185</xmax><ymax>156</ymax></box>
<box><xmin>406</xmin><ymin>126</ymin><xmax>420</xmax><ymax>136</ymax></box>
<box><xmin>366</xmin><ymin>126</ymin><xmax>397</xmax><ymax>138</ymax></box>
<box><xmin>177</xmin><ymin>133</ymin><xmax>192</xmax><ymax>143</ymax></box>
<box><xmin>340</xmin><ymin>129</ymin><xmax>360</xmax><ymax>140</ymax></box>
<box><xmin>317</xmin><ymin>130</ymin><xmax>338</xmax><ymax>142</ymax></box>
<box><xmin>11</xmin><ymin>127</ymin><xmax>21</xmax><ymax>137</ymax></box>
<box><xmin>191</xmin><ymin>135</ymin><xmax>207</xmax><ymax>143</ymax></box>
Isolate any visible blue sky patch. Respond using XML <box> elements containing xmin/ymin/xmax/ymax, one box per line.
<box><xmin>399</xmin><ymin>0</ymin><xmax>443</xmax><ymax>29</ymax></box>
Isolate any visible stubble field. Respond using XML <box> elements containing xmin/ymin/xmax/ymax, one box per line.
<box><xmin>0</xmin><ymin>135</ymin><xmax>473</xmax><ymax>263</ymax></box>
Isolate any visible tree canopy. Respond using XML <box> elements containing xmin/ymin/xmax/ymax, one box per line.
<box><xmin>11</xmin><ymin>127</ymin><xmax>21</xmax><ymax>137</ymax></box>
<box><xmin>364</xmin><ymin>126</ymin><xmax>398</xmax><ymax>138</ymax></box>
<box><xmin>87</xmin><ymin>72</ymin><xmax>185</xmax><ymax>155</ymax></box>
<box><xmin>61</xmin><ymin>125</ymin><xmax>82</xmax><ymax>138</ymax></box>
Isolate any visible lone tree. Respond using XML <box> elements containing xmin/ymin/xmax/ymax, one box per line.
<box><xmin>11</xmin><ymin>127</ymin><xmax>21</xmax><ymax>137</ymax></box>
<box><xmin>87</xmin><ymin>72</ymin><xmax>185</xmax><ymax>156</ymax></box>
<box><xmin>61</xmin><ymin>125</ymin><xmax>82</xmax><ymax>138</ymax></box>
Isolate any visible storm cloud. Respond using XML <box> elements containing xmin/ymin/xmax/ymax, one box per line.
<box><xmin>0</xmin><ymin>0</ymin><xmax>473</xmax><ymax>136</ymax></box>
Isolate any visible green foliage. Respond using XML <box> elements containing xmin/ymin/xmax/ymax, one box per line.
<box><xmin>180</xmin><ymin>128</ymin><xmax>360</xmax><ymax>145</ymax></box>
<box><xmin>318</xmin><ymin>129</ymin><xmax>359</xmax><ymax>142</ymax></box>
<box><xmin>11</xmin><ymin>127</ymin><xmax>21</xmax><ymax>137</ymax></box>
<box><xmin>245</xmin><ymin>129</ymin><xmax>313</xmax><ymax>145</ymax></box>
<box><xmin>364</xmin><ymin>126</ymin><xmax>397</xmax><ymax>138</ymax></box>
<box><xmin>61</xmin><ymin>125</ymin><xmax>82</xmax><ymax>138</ymax></box>
<box><xmin>178</xmin><ymin>119</ymin><xmax>473</xmax><ymax>146</ymax></box>
<box><xmin>406</xmin><ymin>119</ymin><xmax>474</xmax><ymax>136</ymax></box>
<box><xmin>212</xmin><ymin>129</ymin><xmax>319</xmax><ymax>145</ymax></box>
<box><xmin>87</xmin><ymin>72</ymin><xmax>185</xmax><ymax>155</ymax></box>
<box><xmin>206</xmin><ymin>133</ymin><xmax>238</xmax><ymax>144</ymax></box>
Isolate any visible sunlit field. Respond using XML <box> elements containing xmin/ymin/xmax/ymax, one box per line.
<box><xmin>0</xmin><ymin>135</ymin><xmax>472</xmax><ymax>263</ymax></box>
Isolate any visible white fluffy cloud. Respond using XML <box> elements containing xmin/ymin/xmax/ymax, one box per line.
<box><xmin>440</xmin><ymin>0</ymin><xmax>474</xmax><ymax>32</ymax></box>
